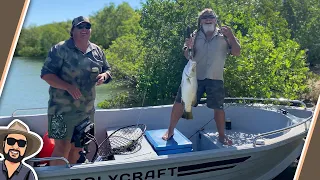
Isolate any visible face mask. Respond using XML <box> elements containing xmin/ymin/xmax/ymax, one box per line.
<box><xmin>202</xmin><ymin>24</ymin><xmax>215</xmax><ymax>33</ymax></box>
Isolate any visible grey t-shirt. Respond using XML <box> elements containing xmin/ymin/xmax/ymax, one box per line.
<box><xmin>192</xmin><ymin>29</ymin><xmax>231</xmax><ymax>81</ymax></box>
<box><xmin>0</xmin><ymin>160</ymin><xmax>36</xmax><ymax>180</ymax></box>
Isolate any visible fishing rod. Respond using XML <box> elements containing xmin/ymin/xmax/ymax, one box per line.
<box><xmin>186</xmin><ymin>25</ymin><xmax>193</xmax><ymax>60</ymax></box>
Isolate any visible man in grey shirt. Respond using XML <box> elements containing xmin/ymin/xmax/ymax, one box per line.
<box><xmin>163</xmin><ymin>8</ymin><xmax>241</xmax><ymax>145</ymax></box>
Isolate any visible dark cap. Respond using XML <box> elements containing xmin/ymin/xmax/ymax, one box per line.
<box><xmin>72</xmin><ymin>16</ymin><xmax>91</xmax><ymax>27</ymax></box>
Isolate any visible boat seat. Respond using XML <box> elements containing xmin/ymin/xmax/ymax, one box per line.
<box><xmin>105</xmin><ymin>127</ymin><xmax>158</xmax><ymax>161</ymax></box>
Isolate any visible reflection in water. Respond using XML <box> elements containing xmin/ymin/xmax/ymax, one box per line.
<box><xmin>0</xmin><ymin>57</ymin><xmax>123</xmax><ymax>116</ymax></box>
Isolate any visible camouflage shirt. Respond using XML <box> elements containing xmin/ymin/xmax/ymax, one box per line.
<box><xmin>40</xmin><ymin>38</ymin><xmax>111</xmax><ymax>119</ymax></box>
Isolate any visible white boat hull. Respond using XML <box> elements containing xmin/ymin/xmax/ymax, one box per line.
<box><xmin>0</xmin><ymin>98</ymin><xmax>312</xmax><ymax>180</ymax></box>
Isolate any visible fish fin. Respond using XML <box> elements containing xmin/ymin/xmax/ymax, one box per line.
<box><xmin>185</xmin><ymin>77</ymin><xmax>191</xmax><ymax>84</ymax></box>
<box><xmin>181</xmin><ymin>99</ymin><xmax>185</xmax><ymax>106</ymax></box>
<box><xmin>182</xmin><ymin>110</ymin><xmax>193</xmax><ymax>120</ymax></box>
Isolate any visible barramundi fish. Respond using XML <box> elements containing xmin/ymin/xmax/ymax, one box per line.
<box><xmin>181</xmin><ymin>59</ymin><xmax>197</xmax><ymax>120</ymax></box>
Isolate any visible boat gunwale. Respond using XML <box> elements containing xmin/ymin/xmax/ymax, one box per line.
<box><xmin>33</xmin><ymin>132</ymin><xmax>305</xmax><ymax>177</ymax></box>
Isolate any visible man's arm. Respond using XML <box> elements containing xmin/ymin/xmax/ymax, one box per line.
<box><xmin>41</xmin><ymin>74</ymin><xmax>72</xmax><ymax>91</ymax></box>
<box><xmin>40</xmin><ymin>45</ymin><xmax>82</xmax><ymax>99</ymax></box>
<box><xmin>96</xmin><ymin>48</ymin><xmax>112</xmax><ymax>85</ymax></box>
<box><xmin>40</xmin><ymin>45</ymin><xmax>66</xmax><ymax>88</ymax></box>
<box><xmin>220</xmin><ymin>26</ymin><xmax>241</xmax><ymax>56</ymax></box>
<box><xmin>182</xmin><ymin>32</ymin><xmax>196</xmax><ymax>60</ymax></box>
<box><xmin>228</xmin><ymin>36</ymin><xmax>241</xmax><ymax>56</ymax></box>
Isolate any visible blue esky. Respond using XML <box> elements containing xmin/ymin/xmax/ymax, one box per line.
<box><xmin>23</xmin><ymin>0</ymin><xmax>145</xmax><ymax>27</ymax></box>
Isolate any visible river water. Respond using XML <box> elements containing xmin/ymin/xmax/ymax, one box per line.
<box><xmin>0</xmin><ymin>57</ymin><xmax>122</xmax><ymax>117</ymax></box>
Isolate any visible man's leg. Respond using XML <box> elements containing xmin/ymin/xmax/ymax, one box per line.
<box><xmin>163</xmin><ymin>81</ymin><xmax>205</xmax><ymax>140</ymax></box>
<box><xmin>206</xmin><ymin>79</ymin><xmax>232</xmax><ymax>145</ymax></box>
<box><xmin>50</xmin><ymin>140</ymin><xmax>72</xmax><ymax>166</ymax></box>
<box><xmin>162</xmin><ymin>102</ymin><xmax>184</xmax><ymax>140</ymax></box>
<box><xmin>69</xmin><ymin>144</ymin><xmax>83</xmax><ymax>164</ymax></box>
<box><xmin>214</xmin><ymin>109</ymin><xmax>232</xmax><ymax>145</ymax></box>
<box><xmin>48</xmin><ymin>114</ymin><xmax>87</xmax><ymax>165</ymax></box>
<box><xmin>47</xmin><ymin>114</ymin><xmax>72</xmax><ymax>166</ymax></box>
<box><xmin>162</xmin><ymin>86</ymin><xmax>185</xmax><ymax>140</ymax></box>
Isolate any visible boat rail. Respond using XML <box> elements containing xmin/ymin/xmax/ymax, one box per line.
<box><xmin>11</xmin><ymin>97</ymin><xmax>314</xmax><ymax>162</ymax></box>
<box><xmin>11</xmin><ymin>107</ymin><xmax>47</xmax><ymax>117</ymax></box>
<box><xmin>27</xmin><ymin>157</ymin><xmax>71</xmax><ymax>168</ymax></box>
<box><xmin>252</xmin><ymin>114</ymin><xmax>312</xmax><ymax>147</ymax></box>
<box><xmin>201</xmin><ymin>97</ymin><xmax>308</xmax><ymax>109</ymax></box>
<box><xmin>200</xmin><ymin>97</ymin><xmax>313</xmax><ymax>147</ymax></box>
<box><xmin>225</xmin><ymin>97</ymin><xmax>307</xmax><ymax>109</ymax></box>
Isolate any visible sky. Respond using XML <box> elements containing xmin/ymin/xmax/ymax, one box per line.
<box><xmin>23</xmin><ymin>0</ymin><xmax>145</xmax><ymax>27</ymax></box>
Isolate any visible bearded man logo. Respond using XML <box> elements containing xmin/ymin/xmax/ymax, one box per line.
<box><xmin>0</xmin><ymin>119</ymin><xmax>43</xmax><ymax>180</ymax></box>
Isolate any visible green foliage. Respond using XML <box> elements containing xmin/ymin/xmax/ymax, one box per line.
<box><xmin>90</xmin><ymin>2</ymin><xmax>142</xmax><ymax>49</ymax></box>
<box><xmin>280</xmin><ymin>0</ymin><xmax>320</xmax><ymax>64</ymax></box>
<box><xmin>16</xmin><ymin>22</ymin><xmax>70</xmax><ymax>57</ymax></box>
<box><xmin>105</xmin><ymin>34</ymin><xmax>146</xmax><ymax>86</ymax></box>
<box><xmin>97</xmin><ymin>91</ymin><xmax>141</xmax><ymax>109</ymax></box>
<box><xmin>224</xmin><ymin>25</ymin><xmax>309</xmax><ymax>99</ymax></box>
<box><xmin>15</xmin><ymin>0</ymin><xmax>319</xmax><ymax>108</ymax></box>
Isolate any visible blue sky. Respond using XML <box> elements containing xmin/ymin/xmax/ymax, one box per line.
<box><xmin>23</xmin><ymin>0</ymin><xmax>145</xmax><ymax>27</ymax></box>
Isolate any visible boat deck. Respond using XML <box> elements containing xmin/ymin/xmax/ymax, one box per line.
<box><xmin>199</xmin><ymin>128</ymin><xmax>264</xmax><ymax>148</ymax></box>
<box><xmin>102</xmin><ymin>128</ymin><xmax>158</xmax><ymax>161</ymax></box>
<box><xmin>101</xmin><ymin>126</ymin><xmax>268</xmax><ymax>162</ymax></box>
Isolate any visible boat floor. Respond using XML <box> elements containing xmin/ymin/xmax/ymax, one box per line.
<box><xmin>201</xmin><ymin>128</ymin><xmax>266</xmax><ymax>148</ymax></box>
<box><xmin>100</xmin><ymin>127</ymin><xmax>265</xmax><ymax>162</ymax></box>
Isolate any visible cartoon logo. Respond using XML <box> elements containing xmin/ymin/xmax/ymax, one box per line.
<box><xmin>0</xmin><ymin>119</ymin><xmax>43</xmax><ymax>180</ymax></box>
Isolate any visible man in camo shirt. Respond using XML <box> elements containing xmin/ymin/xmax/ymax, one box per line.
<box><xmin>40</xmin><ymin>16</ymin><xmax>112</xmax><ymax>165</ymax></box>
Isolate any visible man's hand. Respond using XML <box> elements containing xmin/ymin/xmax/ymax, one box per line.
<box><xmin>220</xmin><ymin>25</ymin><xmax>241</xmax><ymax>56</ymax></box>
<box><xmin>96</xmin><ymin>72</ymin><xmax>109</xmax><ymax>86</ymax></box>
<box><xmin>220</xmin><ymin>26</ymin><xmax>234</xmax><ymax>38</ymax></box>
<box><xmin>66</xmin><ymin>84</ymin><xmax>82</xmax><ymax>99</ymax></box>
<box><xmin>185</xmin><ymin>35</ymin><xmax>195</xmax><ymax>49</ymax></box>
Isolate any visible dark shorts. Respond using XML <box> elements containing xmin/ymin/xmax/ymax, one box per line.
<box><xmin>175</xmin><ymin>79</ymin><xmax>225</xmax><ymax>109</ymax></box>
<box><xmin>47</xmin><ymin>111</ymin><xmax>95</xmax><ymax>143</ymax></box>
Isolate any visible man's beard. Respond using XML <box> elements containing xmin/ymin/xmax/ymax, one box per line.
<box><xmin>3</xmin><ymin>148</ymin><xmax>25</xmax><ymax>163</ymax></box>
<box><xmin>202</xmin><ymin>24</ymin><xmax>216</xmax><ymax>33</ymax></box>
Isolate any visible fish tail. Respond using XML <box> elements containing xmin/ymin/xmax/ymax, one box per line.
<box><xmin>182</xmin><ymin>110</ymin><xmax>193</xmax><ymax>120</ymax></box>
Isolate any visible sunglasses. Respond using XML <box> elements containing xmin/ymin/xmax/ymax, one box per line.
<box><xmin>6</xmin><ymin>137</ymin><xmax>27</xmax><ymax>148</ymax></box>
<box><xmin>76</xmin><ymin>23</ymin><xmax>91</xmax><ymax>30</ymax></box>
<box><xmin>200</xmin><ymin>15</ymin><xmax>216</xmax><ymax>20</ymax></box>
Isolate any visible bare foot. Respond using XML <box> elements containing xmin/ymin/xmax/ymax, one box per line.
<box><xmin>162</xmin><ymin>131</ymin><xmax>174</xmax><ymax>141</ymax></box>
<box><xmin>219</xmin><ymin>135</ymin><xmax>233</xmax><ymax>146</ymax></box>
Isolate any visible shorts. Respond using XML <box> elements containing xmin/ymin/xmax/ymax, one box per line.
<box><xmin>175</xmin><ymin>79</ymin><xmax>225</xmax><ymax>109</ymax></box>
<box><xmin>47</xmin><ymin>111</ymin><xmax>95</xmax><ymax>143</ymax></box>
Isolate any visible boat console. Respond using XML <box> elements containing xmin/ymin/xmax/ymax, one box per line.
<box><xmin>71</xmin><ymin>117</ymin><xmax>97</xmax><ymax>164</ymax></box>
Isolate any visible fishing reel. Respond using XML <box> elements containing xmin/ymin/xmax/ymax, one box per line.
<box><xmin>71</xmin><ymin>117</ymin><xmax>98</xmax><ymax>164</ymax></box>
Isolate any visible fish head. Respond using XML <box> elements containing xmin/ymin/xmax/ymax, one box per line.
<box><xmin>185</xmin><ymin>60</ymin><xmax>197</xmax><ymax>77</ymax></box>
<box><xmin>189</xmin><ymin>60</ymin><xmax>197</xmax><ymax>76</ymax></box>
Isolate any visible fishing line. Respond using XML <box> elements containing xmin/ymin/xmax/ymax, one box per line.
<box><xmin>188</xmin><ymin>102</ymin><xmax>232</xmax><ymax>139</ymax></box>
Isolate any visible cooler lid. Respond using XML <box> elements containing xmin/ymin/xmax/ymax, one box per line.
<box><xmin>145</xmin><ymin>129</ymin><xmax>192</xmax><ymax>151</ymax></box>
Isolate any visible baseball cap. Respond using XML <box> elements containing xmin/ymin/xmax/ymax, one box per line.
<box><xmin>72</xmin><ymin>16</ymin><xmax>91</xmax><ymax>27</ymax></box>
